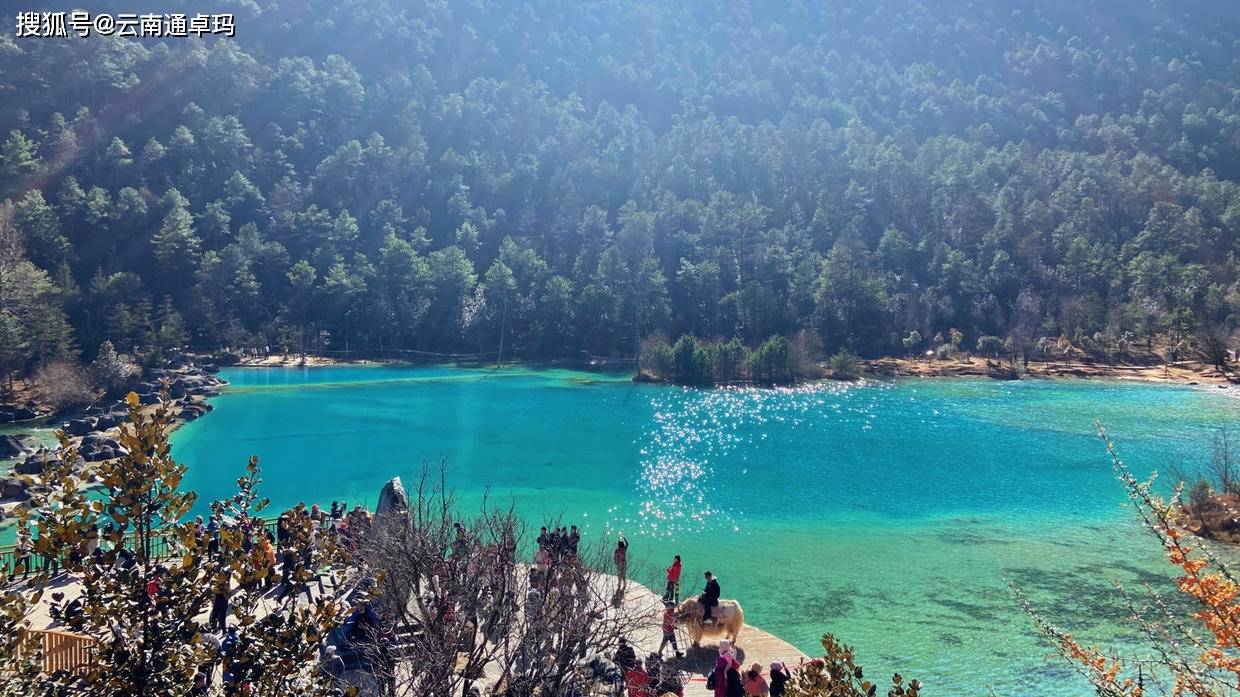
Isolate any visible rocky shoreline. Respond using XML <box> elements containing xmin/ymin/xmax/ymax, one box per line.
<box><xmin>0</xmin><ymin>359</ymin><xmax>227</xmax><ymax>521</ymax></box>
<box><xmin>863</xmin><ymin>355</ymin><xmax>1237</xmax><ymax>388</ymax></box>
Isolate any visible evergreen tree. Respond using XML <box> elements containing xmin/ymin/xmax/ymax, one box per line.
<box><xmin>153</xmin><ymin>295</ymin><xmax>189</xmax><ymax>352</ymax></box>
<box><xmin>0</xmin><ymin>130</ymin><xmax>40</xmax><ymax>195</ymax></box>
<box><xmin>151</xmin><ymin>192</ymin><xmax>202</xmax><ymax>291</ymax></box>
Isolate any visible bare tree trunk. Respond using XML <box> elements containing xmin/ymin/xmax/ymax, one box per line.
<box><xmin>357</xmin><ymin>461</ymin><xmax>657</xmax><ymax>697</ymax></box>
<box><xmin>498</xmin><ymin>298</ymin><xmax>508</xmax><ymax>364</ymax></box>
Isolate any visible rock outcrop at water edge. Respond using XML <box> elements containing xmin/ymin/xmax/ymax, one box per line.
<box><xmin>78</xmin><ymin>434</ymin><xmax>128</xmax><ymax>462</ymax></box>
<box><xmin>376</xmin><ymin>477</ymin><xmax>409</xmax><ymax>519</ymax></box>
<box><xmin>14</xmin><ymin>448</ymin><xmax>59</xmax><ymax>475</ymax></box>
<box><xmin>0</xmin><ymin>434</ymin><xmax>37</xmax><ymax>459</ymax></box>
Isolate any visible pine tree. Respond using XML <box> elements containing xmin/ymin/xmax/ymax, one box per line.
<box><xmin>0</xmin><ymin>311</ymin><xmax>27</xmax><ymax>395</ymax></box>
<box><xmin>151</xmin><ymin>195</ymin><xmax>202</xmax><ymax>287</ymax></box>
<box><xmin>13</xmin><ymin>190</ymin><xmax>70</xmax><ymax>271</ymax></box>
<box><xmin>0</xmin><ymin>130</ymin><xmax>40</xmax><ymax>195</ymax></box>
<box><xmin>154</xmin><ymin>296</ymin><xmax>189</xmax><ymax>352</ymax></box>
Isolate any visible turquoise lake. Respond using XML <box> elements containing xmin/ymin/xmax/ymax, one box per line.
<box><xmin>168</xmin><ymin>365</ymin><xmax>1240</xmax><ymax>695</ymax></box>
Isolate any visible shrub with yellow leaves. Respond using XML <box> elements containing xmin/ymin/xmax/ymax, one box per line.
<box><xmin>3</xmin><ymin>387</ymin><xmax>357</xmax><ymax>696</ymax></box>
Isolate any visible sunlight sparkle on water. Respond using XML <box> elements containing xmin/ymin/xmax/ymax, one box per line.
<box><xmin>633</xmin><ymin>381</ymin><xmax>876</xmax><ymax>537</ymax></box>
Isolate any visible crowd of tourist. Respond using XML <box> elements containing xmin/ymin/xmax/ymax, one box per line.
<box><xmin>188</xmin><ymin>501</ymin><xmax>374</xmax><ymax>693</ymax></box>
<box><xmin>534</xmin><ymin>525</ymin><xmax>581</xmax><ymax>567</ymax></box>
<box><xmin>2</xmin><ymin>498</ymin><xmax>377</xmax><ymax>695</ymax></box>
<box><xmin>601</xmin><ymin>547</ymin><xmax>789</xmax><ymax>697</ymax></box>
<box><xmin>610</xmin><ymin>570</ymin><xmax>793</xmax><ymax>697</ymax></box>
<box><xmin>5</xmin><ymin>507</ymin><xmax>800</xmax><ymax>696</ymax></box>
<box><xmin>614</xmin><ymin>636</ymin><xmax>685</xmax><ymax>696</ymax></box>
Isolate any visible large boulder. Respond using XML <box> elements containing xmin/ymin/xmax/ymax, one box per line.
<box><xmin>188</xmin><ymin>386</ymin><xmax>222</xmax><ymax>397</ymax></box>
<box><xmin>179</xmin><ymin>375</ymin><xmax>223</xmax><ymax>396</ymax></box>
<box><xmin>0</xmin><ymin>405</ymin><xmax>37</xmax><ymax>422</ymax></box>
<box><xmin>93</xmin><ymin>409</ymin><xmax>127</xmax><ymax>430</ymax></box>
<box><xmin>92</xmin><ymin>399</ymin><xmax>125</xmax><ymax>414</ymax></box>
<box><xmin>14</xmin><ymin>449</ymin><xmax>60</xmax><ymax>475</ymax></box>
<box><xmin>0</xmin><ymin>434</ymin><xmax>37</xmax><ymax>459</ymax></box>
<box><xmin>64</xmin><ymin>417</ymin><xmax>97</xmax><ymax>437</ymax></box>
<box><xmin>78</xmin><ymin>434</ymin><xmax>127</xmax><ymax>462</ymax></box>
<box><xmin>375</xmin><ymin>477</ymin><xmax>409</xmax><ymax>519</ymax></box>
<box><xmin>0</xmin><ymin>476</ymin><xmax>29</xmax><ymax>501</ymax></box>
<box><xmin>179</xmin><ymin>401</ymin><xmax>213</xmax><ymax>421</ymax></box>
<box><xmin>212</xmin><ymin>352</ymin><xmax>241</xmax><ymax>366</ymax></box>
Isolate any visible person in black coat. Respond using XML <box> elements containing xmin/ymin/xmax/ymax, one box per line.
<box><xmin>699</xmin><ymin>570</ymin><xmax>721</xmax><ymax>623</ymax></box>
<box><xmin>769</xmin><ymin>661</ymin><xmax>791</xmax><ymax>697</ymax></box>
<box><xmin>614</xmin><ymin>637</ymin><xmax>638</xmax><ymax>671</ymax></box>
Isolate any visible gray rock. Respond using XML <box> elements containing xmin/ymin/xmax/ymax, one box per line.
<box><xmin>0</xmin><ymin>476</ymin><xmax>29</xmax><ymax>501</ymax></box>
<box><xmin>93</xmin><ymin>410</ymin><xmax>126</xmax><ymax>429</ymax></box>
<box><xmin>78</xmin><ymin>434</ymin><xmax>127</xmax><ymax>462</ymax></box>
<box><xmin>15</xmin><ymin>448</ymin><xmax>59</xmax><ymax>475</ymax></box>
<box><xmin>213</xmin><ymin>353</ymin><xmax>240</xmax><ymax>366</ymax></box>
<box><xmin>179</xmin><ymin>402</ymin><xmax>213</xmax><ymax>421</ymax></box>
<box><xmin>138</xmin><ymin>392</ymin><xmax>162</xmax><ymax>405</ymax></box>
<box><xmin>0</xmin><ymin>405</ymin><xmax>36</xmax><ymax>422</ymax></box>
<box><xmin>0</xmin><ymin>434</ymin><xmax>36</xmax><ymax>459</ymax></box>
<box><xmin>64</xmin><ymin>417</ymin><xmax>97</xmax><ymax>436</ymax></box>
<box><xmin>376</xmin><ymin>477</ymin><xmax>409</xmax><ymax>519</ymax></box>
<box><xmin>186</xmin><ymin>385</ymin><xmax>222</xmax><ymax>397</ymax></box>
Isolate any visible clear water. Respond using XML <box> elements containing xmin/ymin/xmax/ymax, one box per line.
<box><xmin>0</xmin><ymin>419</ymin><xmax>62</xmax><ymax>467</ymax></box>
<box><xmin>168</xmin><ymin>365</ymin><xmax>1238</xmax><ymax>695</ymax></box>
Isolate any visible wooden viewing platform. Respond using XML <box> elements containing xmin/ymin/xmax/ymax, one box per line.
<box><xmin>8</xmin><ymin>557</ymin><xmax>808</xmax><ymax>694</ymax></box>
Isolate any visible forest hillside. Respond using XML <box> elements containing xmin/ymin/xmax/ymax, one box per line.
<box><xmin>1</xmin><ymin>0</ymin><xmax>1238</xmax><ymax>377</ymax></box>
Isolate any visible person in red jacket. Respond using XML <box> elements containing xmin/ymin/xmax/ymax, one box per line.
<box><xmin>658</xmin><ymin>602</ymin><xmax>684</xmax><ymax>657</ymax></box>
<box><xmin>664</xmin><ymin>554</ymin><xmax>682</xmax><ymax>601</ymax></box>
